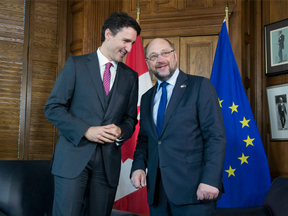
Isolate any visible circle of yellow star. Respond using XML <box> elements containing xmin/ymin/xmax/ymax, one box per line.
<box><xmin>238</xmin><ymin>153</ymin><xmax>249</xmax><ymax>165</ymax></box>
<box><xmin>225</xmin><ymin>166</ymin><xmax>236</xmax><ymax>177</ymax></box>
<box><xmin>240</xmin><ymin>117</ymin><xmax>250</xmax><ymax>128</ymax></box>
<box><xmin>243</xmin><ymin>135</ymin><xmax>255</xmax><ymax>147</ymax></box>
<box><xmin>229</xmin><ymin>102</ymin><xmax>239</xmax><ymax>114</ymax></box>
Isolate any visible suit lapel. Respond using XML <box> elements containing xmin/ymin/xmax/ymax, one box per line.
<box><xmin>86</xmin><ymin>51</ymin><xmax>105</xmax><ymax>110</ymax></box>
<box><xmin>148</xmin><ymin>84</ymin><xmax>159</xmax><ymax>140</ymax></box>
<box><xmin>160</xmin><ymin>71</ymin><xmax>188</xmax><ymax>137</ymax></box>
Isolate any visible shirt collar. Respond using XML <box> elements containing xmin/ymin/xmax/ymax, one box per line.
<box><xmin>97</xmin><ymin>47</ymin><xmax>118</xmax><ymax>69</ymax></box>
<box><xmin>157</xmin><ymin>68</ymin><xmax>179</xmax><ymax>91</ymax></box>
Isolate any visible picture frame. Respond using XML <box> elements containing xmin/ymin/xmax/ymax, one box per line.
<box><xmin>267</xmin><ymin>84</ymin><xmax>288</xmax><ymax>140</ymax></box>
<box><xmin>265</xmin><ymin>18</ymin><xmax>288</xmax><ymax>76</ymax></box>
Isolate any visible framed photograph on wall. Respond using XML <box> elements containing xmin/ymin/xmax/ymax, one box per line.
<box><xmin>267</xmin><ymin>84</ymin><xmax>288</xmax><ymax>140</ymax></box>
<box><xmin>265</xmin><ymin>18</ymin><xmax>288</xmax><ymax>76</ymax></box>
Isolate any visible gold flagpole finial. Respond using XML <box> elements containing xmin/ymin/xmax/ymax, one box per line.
<box><xmin>136</xmin><ymin>0</ymin><xmax>140</xmax><ymax>24</ymax></box>
<box><xmin>225</xmin><ymin>0</ymin><xmax>229</xmax><ymax>34</ymax></box>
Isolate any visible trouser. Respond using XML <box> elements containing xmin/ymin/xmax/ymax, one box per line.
<box><xmin>278</xmin><ymin>47</ymin><xmax>283</xmax><ymax>62</ymax></box>
<box><xmin>52</xmin><ymin>146</ymin><xmax>117</xmax><ymax>216</ymax></box>
<box><xmin>280</xmin><ymin>114</ymin><xmax>286</xmax><ymax>128</ymax></box>
<box><xmin>149</xmin><ymin>170</ymin><xmax>216</xmax><ymax>216</ymax></box>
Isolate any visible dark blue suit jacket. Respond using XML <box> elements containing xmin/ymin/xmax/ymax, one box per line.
<box><xmin>45</xmin><ymin>51</ymin><xmax>138</xmax><ymax>187</ymax></box>
<box><xmin>131</xmin><ymin>70</ymin><xmax>226</xmax><ymax>205</ymax></box>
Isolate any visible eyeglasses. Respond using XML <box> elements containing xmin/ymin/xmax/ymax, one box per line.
<box><xmin>146</xmin><ymin>50</ymin><xmax>175</xmax><ymax>61</ymax></box>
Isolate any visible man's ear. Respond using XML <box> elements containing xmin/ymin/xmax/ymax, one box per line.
<box><xmin>146</xmin><ymin>61</ymin><xmax>150</xmax><ymax>70</ymax></box>
<box><xmin>105</xmin><ymin>29</ymin><xmax>112</xmax><ymax>41</ymax></box>
<box><xmin>174</xmin><ymin>50</ymin><xmax>178</xmax><ymax>63</ymax></box>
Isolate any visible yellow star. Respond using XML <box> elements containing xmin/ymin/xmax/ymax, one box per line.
<box><xmin>218</xmin><ymin>98</ymin><xmax>223</xmax><ymax>108</ymax></box>
<box><xmin>225</xmin><ymin>166</ymin><xmax>236</xmax><ymax>177</ymax></box>
<box><xmin>240</xmin><ymin>117</ymin><xmax>250</xmax><ymax>128</ymax></box>
<box><xmin>229</xmin><ymin>102</ymin><xmax>239</xmax><ymax>114</ymax></box>
<box><xmin>238</xmin><ymin>153</ymin><xmax>249</xmax><ymax>165</ymax></box>
<box><xmin>243</xmin><ymin>135</ymin><xmax>255</xmax><ymax>147</ymax></box>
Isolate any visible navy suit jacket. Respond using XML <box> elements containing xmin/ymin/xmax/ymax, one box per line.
<box><xmin>45</xmin><ymin>51</ymin><xmax>138</xmax><ymax>187</ymax></box>
<box><xmin>131</xmin><ymin>70</ymin><xmax>226</xmax><ymax>205</ymax></box>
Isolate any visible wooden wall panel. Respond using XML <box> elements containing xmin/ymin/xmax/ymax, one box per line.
<box><xmin>70</xmin><ymin>1</ymin><xmax>84</xmax><ymax>56</ymax></box>
<box><xmin>269</xmin><ymin>142</ymin><xmax>288</xmax><ymax>177</ymax></box>
<box><xmin>152</xmin><ymin>0</ymin><xmax>177</xmax><ymax>12</ymax></box>
<box><xmin>0</xmin><ymin>0</ymin><xmax>64</xmax><ymax>160</ymax></box>
<box><xmin>0</xmin><ymin>0</ymin><xmax>25</xmax><ymax>159</ymax></box>
<box><xmin>68</xmin><ymin>0</ymin><xmax>122</xmax><ymax>57</ymax></box>
<box><xmin>123</xmin><ymin>0</ymin><xmax>236</xmax><ymax>38</ymax></box>
<box><xmin>26</xmin><ymin>0</ymin><xmax>60</xmax><ymax>160</ymax></box>
<box><xmin>180</xmin><ymin>36</ymin><xmax>218</xmax><ymax>79</ymax></box>
<box><xmin>185</xmin><ymin>0</ymin><xmax>206</xmax><ymax>8</ymax></box>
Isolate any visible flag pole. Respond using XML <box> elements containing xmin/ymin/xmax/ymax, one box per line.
<box><xmin>225</xmin><ymin>0</ymin><xmax>229</xmax><ymax>34</ymax></box>
<box><xmin>136</xmin><ymin>0</ymin><xmax>140</xmax><ymax>24</ymax></box>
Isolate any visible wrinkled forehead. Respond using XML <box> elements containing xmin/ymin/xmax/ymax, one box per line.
<box><xmin>147</xmin><ymin>39</ymin><xmax>171</xmax><ymax>55</ymax></box>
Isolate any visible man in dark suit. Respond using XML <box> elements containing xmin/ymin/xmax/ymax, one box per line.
<box><xmin>130</xmin><ymin>38</ymin><xmax>226</xmax><ymax>216</ymax></box>
<box><xmin>278</xmin><ymin>97</ymin><xmax>287</xmax><ymax>129</ymax></box>
<box><xmin>276</xmin><ymin>30</ymin><xmax>285</xmax><ymax>63</ymax></box>
<box><xmin>45</xmin><ymin>12</ymin><xmax>140</xmax><ymax>216</ymax></box>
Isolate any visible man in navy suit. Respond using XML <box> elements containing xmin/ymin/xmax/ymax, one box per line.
<box><xmin>276</xmin><ymin>30</ymin><xmax>285</xmax><ymax>63</ymax></box>
<box><xmin>45</xmin><ymin>12</ymin><xmax>140</xmax><ymax>216</ymax></box>
<box><xmin>130</xmin><ymin>38</ymin><xmax>226</xmax><ymax>216</ymax></box>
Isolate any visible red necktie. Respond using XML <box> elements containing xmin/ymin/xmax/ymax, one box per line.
<box><xmin>103</xmin><ymin>62</ymin><xmax>112</xmax><ymax>95</ymax></box>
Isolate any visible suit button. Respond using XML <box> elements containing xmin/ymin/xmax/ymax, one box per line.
<box><xmin>158</xmin><ymin>141</ymin><xmax>161</xmax><ymax>145</ymax></box>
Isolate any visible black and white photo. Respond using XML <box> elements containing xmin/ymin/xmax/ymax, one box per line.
<box><xmin>267</xmin><ymin>84</ymin><xmax>288</xmax><ymax>140</ymax></box>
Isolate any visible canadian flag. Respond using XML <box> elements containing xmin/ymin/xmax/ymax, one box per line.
<box><xmin>114</xmin><ymin>35</ymin><xmax>151</xmax><ymax>214</ymax></box>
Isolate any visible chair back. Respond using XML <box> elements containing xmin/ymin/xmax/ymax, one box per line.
<box><xmin>262</xmin><ymin>177</ymin><xmax>288</xmax><ymax>216</ymax></box>
<box><xmin>0</xmin><ymin>160</ymin><xmax>53</xmax><ymax>216</ymax></box>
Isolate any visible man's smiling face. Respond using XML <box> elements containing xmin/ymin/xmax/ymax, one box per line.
<box><xmin>145</xmin><ymin>38</ymin><xmax>178</xmax><ymax>82</ymax></box>
<box><xmin>104</xmin><ymin>27</ymin><xmax>137</xmax><ymax>62</ymax></box>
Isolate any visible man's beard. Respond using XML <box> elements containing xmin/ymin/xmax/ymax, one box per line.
<box><xmin>151</xmin><ymin>62</ymin><xmax>177</xmax><ymax>81</ymax></box>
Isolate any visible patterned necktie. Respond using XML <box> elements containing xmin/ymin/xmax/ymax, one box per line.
<box><xmin>103</xmin><ymin>62</ymin><xmax>112</xmax><ymax>95</ymax></box>
<box><xmin>157</xmin><ymin>82</ymin><xmax>168</xmax><ymax>137</ymax></box>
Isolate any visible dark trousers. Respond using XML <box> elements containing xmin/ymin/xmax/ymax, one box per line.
<box><xmin>278</xmin><ymin>46</ymin><xmax>283</xmax><ymax>63</ymax></box>
<box><xmin>280</xmin><ymin>114</ymin><xmax>286</xmax><ymax>128</ymax></box>
<box><xmin>52</xmin><ymin>146</ymin><xmax>117</xmax><ymax>216</ymax></box>
<box><xmin>149</xmin><ymin>170</ymin><xmax>216</xmax><ymax>216</ymax></box>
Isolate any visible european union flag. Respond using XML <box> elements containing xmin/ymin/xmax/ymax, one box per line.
<box><xmin>210</xmin><ymin>20</ymin><xmax>271</xmax><ymax>207</ymax></box>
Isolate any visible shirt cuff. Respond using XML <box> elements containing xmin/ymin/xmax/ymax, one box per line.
<box><xmin>115</xmin><ymin>133</ymin><xmax>124</xmax><ymax>146</ymax></box>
